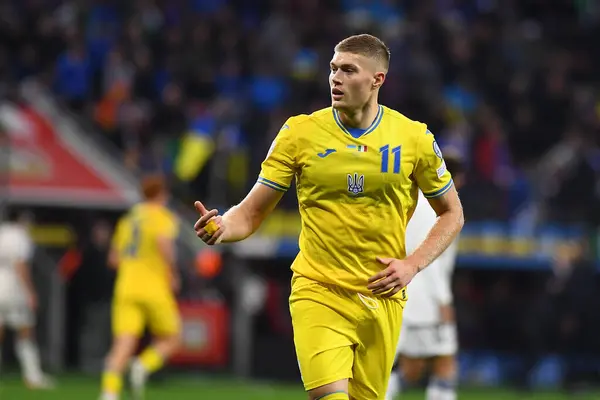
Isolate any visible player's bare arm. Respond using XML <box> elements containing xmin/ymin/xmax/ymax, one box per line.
<box><xmin>194</xmin><ymin>182</ymin><xmax>284</xmax><ymax>245</ymax></box>
<box><xmin>157</xmin><ymin>235</ymin><xmax>179</xmax><ymax>292</ymax></box>
<box><xmin>108</xmin><ymin>246</ymin><xmax>119</xmax><ymax>269</ymax></box>
<box><xmin>108</xmin><ymin>219</ymin><xmax>123</xmax><ymax>269</ymax></box>
<box><xmin>157</xmin><ymin>235</ymin><xmax>176</xmax><ymax>266</ymax></box>
<box><xmin>368</xmin><ymin>186</ymin><xmax>464</xmax><ymax>297</ymax></box>
<box><xmin>15</xmin><ymin>260</ymin><xmax>37</xmax><ymax>310</ymax></box>
<box><xmin>414</xmin><ymin>185</ymin><xmax>464</xmax><ymax>271</ymax></box>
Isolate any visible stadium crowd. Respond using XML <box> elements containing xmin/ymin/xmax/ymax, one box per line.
<box><xmin>1</xmin><ymin>0</ymin><xmax>599</xmax><ymax>223</ymax></box>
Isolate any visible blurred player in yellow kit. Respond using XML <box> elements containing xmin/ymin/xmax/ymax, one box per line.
<box><xmin>194</xmin><ymin>34</ymin><xmax>464</xmax><ymax>400</ymax></box>
<box><xmin>99</xmin><ymin>175</ymin><xmax>181</xmax><ymax>400</ymax></box>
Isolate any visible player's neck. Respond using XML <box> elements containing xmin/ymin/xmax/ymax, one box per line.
<box><xmin>337</xmin><ymin>100</ymin><xmax>380</xmax><ymax>130</ymax></box>
<box><xmin>143</xmin><ymin>198</ymin><xmax>166</xmax><ymax>207</ymax></box>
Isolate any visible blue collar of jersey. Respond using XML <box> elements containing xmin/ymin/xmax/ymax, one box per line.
<box><xmin>332</xmin><ymin>105</ymin><xmax>383</xmax><ymax>139</ymax></box>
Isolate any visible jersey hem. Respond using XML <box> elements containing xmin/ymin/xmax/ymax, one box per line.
<box><xmin>291</xmin><ymin>271</ymin><xmax>408</xmax><ymax>302</ymax></box>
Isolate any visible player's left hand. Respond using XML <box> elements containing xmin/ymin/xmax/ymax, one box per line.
<box><xmin>27</xmin><ymin>291</ymin><xmax>38</xmax><ymax>311</ymax></box>
<box><xmin>439</xmin><ymin>304</ymin><xmax>455</xmax><ymax>323</ymax></box>
<box><xmin>367</xmin><ymin>257</ymin><xmax>419</xmax><ymax>297</ymax></box>
<box><xmin>171</xmin><ymin>273</ymin><xmax>181</xmax><ymax>294</ymax></box>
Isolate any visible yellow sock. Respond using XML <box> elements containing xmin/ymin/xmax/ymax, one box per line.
<box><xmin>139</xmin><ymin>347</ymin><xmax>164</xmax><ymax>373</ymax></box>
<box><xmin>101</xmin><ymin>371</ymin><xmax>122</xmax><ymax>394</ymax></box>
<box><xmin>315</xmin><ymin>392</ymin><xmax>349</xmax><ymax>400</ymax></box>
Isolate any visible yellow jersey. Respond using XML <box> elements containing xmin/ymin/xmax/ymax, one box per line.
<box><xmin>258</xmin><ymin>105</ymin><xmax>453</xmax><ymax>298</ymax></box>
<box><xmin>112</xmin><ymin>202</ymin><xmax>179</xmax><ymax>297</ymax></box>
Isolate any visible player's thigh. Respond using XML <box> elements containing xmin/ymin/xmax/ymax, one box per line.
<box><xmin>290</xmin><ymin>280</ymin><xmax>360</xmax><ymax>392</ymax></box>
<box><xmin>400</xmin><ymin>356</ymin><xmax>428</xmax><ymax>383</ymax></box>
<box><xmin>350</xmin><ymin>297</ymin><xmax>404</xmax><ymax>400</ymax></box>
<box><xmin>112</xmin><ymin>297</ymin><xmax>145</xmax><ymax>337</ymax></box>
<box><xmin>6</xmin><ymin>305</ymin><xmax>35</xmax><ymax>331</ymax></box>
<box><xmin>146</xmin><ymin>294</ymin><xmax>181</xmax><ymax>337</ymax></box>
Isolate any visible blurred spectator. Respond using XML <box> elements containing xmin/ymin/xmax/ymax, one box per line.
<box><xmin>54</xmin><ymin>41</ymin><xmax>91</xmax><ymax>111</ymax></box>
<box><xmin>62</xmin><ymin>219</ymin><xmax>114</xmax><ymax>372</ymax></box>
<box><xmin>519</xmin><ymin>241</ymin><xmax>598</xmax><ymax>393</ymax></box>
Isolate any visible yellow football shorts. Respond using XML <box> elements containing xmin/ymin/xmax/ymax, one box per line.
<box><xmin>290</xmin><ymin>275</ymin><xmax>405</xmax><ymax>400</ymax></box>
<box><xmin>112</xmin><ymin>293</ymin><xmax>180</xmax><ymax>337</ymax></box>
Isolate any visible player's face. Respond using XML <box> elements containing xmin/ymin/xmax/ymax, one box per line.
<box><xmin>329</xmin><ymin>52</ymin><xmax>384</xmax><ymax>112</ymax></box>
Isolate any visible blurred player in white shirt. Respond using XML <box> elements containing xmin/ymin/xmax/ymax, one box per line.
<box><xmin>0</xmin><ymin>209</ymin><xmax>54</xmax><ymax>389</ymax></box>
<box><xmin>386</xmin><ymin>154</ymin><xmax>465</xmax><ymax>400</ymax></box>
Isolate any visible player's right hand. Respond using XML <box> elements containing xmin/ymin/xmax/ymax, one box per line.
<box><xmin>27</xmin><ymin>291</ymin><xmax>38</xmax><ymax>311</ymax></box>
<box><xmin>194</xmin><ymin>201</ymin><xmax>225</xmax><ymax>245</ymax></box>
<box><xmin>171</xmin><ymin>272</ymin><xmax>181</xmax><ymax>294</ymax></box>
<box><xmin>439</xmin><ymin>304</ymin><xmax>455</xmax><ymax>323</ymax></box>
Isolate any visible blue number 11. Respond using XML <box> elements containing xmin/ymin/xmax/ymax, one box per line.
<box><xmin>379</xmin><ymin>144</ymin><xmax>401</xmax><ymax>174</ymax></box>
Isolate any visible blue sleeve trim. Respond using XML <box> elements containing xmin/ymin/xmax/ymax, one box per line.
<box><xmin>257</xmin><ymin>177</ymin><xmax>289</xmax><ymax>192</ymax></box>
<box><xmin>423</xmin><ymin>179</ymin><xmax>454</xmax><ymax>198</ymax></box>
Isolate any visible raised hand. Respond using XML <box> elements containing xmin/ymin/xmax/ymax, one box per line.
<box><xmin>193</xmin><ymin>201</ymin><xmax>225</xmax><ymax>245</ymax></box>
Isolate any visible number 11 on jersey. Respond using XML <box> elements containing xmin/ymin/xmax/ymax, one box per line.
<box><xmin>380</xmin><ymin>144</ymin><xmax>401</xmax><ymax>174</ymax></box>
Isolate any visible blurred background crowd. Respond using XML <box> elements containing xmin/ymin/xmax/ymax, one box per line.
<box><xmin>2</xmin><ymin>0</ymin><xmax>600</xmax><ymax>395</ymax></box>
<box><xmin>3</xmin><ymin>0</ymin><xmax>600</xmax><ymax>220</ymax></box>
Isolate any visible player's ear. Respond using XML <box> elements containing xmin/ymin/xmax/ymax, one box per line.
<box><xmin>373</xmin><ymin>72</ymin><xmax>385</xmax><ymax>89</ymax></box>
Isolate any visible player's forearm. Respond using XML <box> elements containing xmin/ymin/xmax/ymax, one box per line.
<box><xmin>220</xmin><ymin>204</ymin><xmax>262</xmax><ymax>243</ymax></box>
<box><xmin>405</xmin><ymin>209</ymin><xmax>464</xmax><ymax>274</ymax></box>
<box><xmin>159</xmin><ymin>242</ymin><xmax>180</xmax><ymax>293</ymax></box>
<box><xmin>108</xmin><ymin>248</ymin><xmax>120</xmax><ymax>269</ymax></box>
<box><xmin>158</xmin><ymin>238</ymin><xmax>177</xmax><ymax>267</ymax></box>
<box><xmin>16</xmin><ymin>262</ymin><xmax>36</xmax><ymax>294</ymax></box>
<box><xmin>431</xmin><ymin>264</ymin><xmax>453</xmax><ymax>305</ymax></box>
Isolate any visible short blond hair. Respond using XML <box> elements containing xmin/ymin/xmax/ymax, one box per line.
<box><xmin>335</xmin><ymin>34</ymin><xmax>390</xmax><ymax>71</ymax></box>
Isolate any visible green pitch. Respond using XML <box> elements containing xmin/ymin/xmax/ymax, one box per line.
<box><xmin>0</xmin><ymin>374</ymin><xmax>595</xmax><ymax>400</ymax></box>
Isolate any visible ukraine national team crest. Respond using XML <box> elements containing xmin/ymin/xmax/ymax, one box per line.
<box><xmin>347</xmin><ymin>173</ymin><xmax>364</xmax><ymax>195</ymax></box>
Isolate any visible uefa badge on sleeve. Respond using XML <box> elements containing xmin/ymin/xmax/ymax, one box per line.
<box><xmin>437</xmin><ymin>161</ymin><xmax>447</xmax><ymax>178</ymax></box>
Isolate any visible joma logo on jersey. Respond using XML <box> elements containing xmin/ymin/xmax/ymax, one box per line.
<box><xmin>347</xmin><ymin>173</ymin><xmax>364</xmax><ymax>195</ymax></box>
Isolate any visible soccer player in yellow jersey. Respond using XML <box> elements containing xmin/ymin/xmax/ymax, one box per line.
<box><xmin>100</xmin><ymin>176</ymin><xmax>181</xmax><ymax>400</ymax></box>
<box><xmin>194</xmin><ymin>34</ymin><xmax>464</xmax><ymax>400</ymax></box>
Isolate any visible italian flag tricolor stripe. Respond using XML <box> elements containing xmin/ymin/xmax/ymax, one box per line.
<box><xmin>357</xmin><ymin>145</ymin><xmax>367</xmax><ymax>152</ymax></box>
